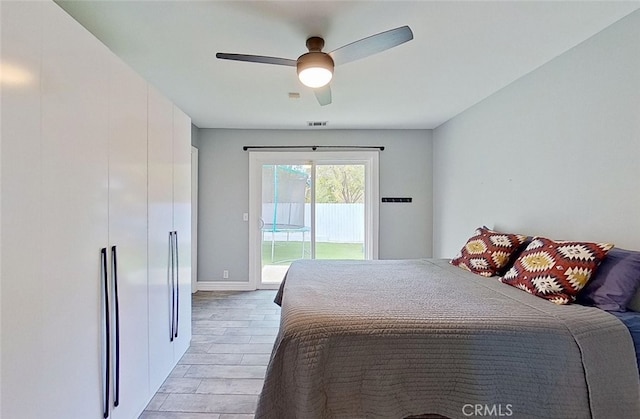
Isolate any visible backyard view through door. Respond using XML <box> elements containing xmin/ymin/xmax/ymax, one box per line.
<box><xmin>261</xmin><ymin>163</ymin><xmax>367</xmax><ymax>285</ymax></box>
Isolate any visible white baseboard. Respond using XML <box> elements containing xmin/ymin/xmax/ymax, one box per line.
<box><xmin>196</xmin><ymin>280</ymin><xmax>256</xmax><ymax>291</ymax></box>
<box><xmin>195</xmin><ymin>280</ymin><xmax>282</xmax><ymax>291</ymax></box>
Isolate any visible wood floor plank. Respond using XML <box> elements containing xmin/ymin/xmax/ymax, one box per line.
<box><xmin>142</xmin><ymin>290</ymin><xmax>279</xmax><ymax>418</ymax></box>
<box><xmin>158</xmin><ymin>393</ymin><xmax>257</xmax><ymax>414</ymax></box>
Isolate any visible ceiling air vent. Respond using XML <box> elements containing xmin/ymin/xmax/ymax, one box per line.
<box><xmin>307</xmin><ymin>121</ymin><xmax>328</xmax><ymax>127</ymax></box>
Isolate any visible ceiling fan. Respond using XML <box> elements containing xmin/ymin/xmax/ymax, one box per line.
<box><xmin>216</xmin><ymin>25</ymin><xmax>413</xmax><ymax>106</ymax></box>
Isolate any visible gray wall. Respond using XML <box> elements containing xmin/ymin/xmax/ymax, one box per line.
<box><xmin>433</xmin><ymin>10</ymin><xmax>640</xmax><ymax>257</ymax></box>
<box><xmin>197</xmin><ymin>129</ymin><xmax>432</xmax><ymax>282</ymax></box>
<box><xmin>191</xmin><ymin>123</ymin><xmax>199</xmax><ymax>148</ymax></box>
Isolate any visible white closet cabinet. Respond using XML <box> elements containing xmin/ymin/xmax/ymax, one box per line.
<box><xmin>40</xmin><ymin>3</ymin><xmax>151</xmax><ymax>418</ymax></box>
<box><xmin>106</xmin><ymin>53</ymin><xmax>151</xmax><ymax>419</ymax></box>
<box><xmin>1</xmin><ymin>1</ymin><xmax>191</xmax><ymax>418</ymax></box>
<box><xmin>148</xmin><ymin>86</ymin><xmax>192</xmax><ymax>394</ymax></box>
<box><xmin>1</xmin><ymin>2</ymin><xmax>47</xmax><ymax>418</ymax></box>
<box><xmin>148</xmin><ymin>86</ymin><xmax>176</xmax><ymax>390</ymax></box>
<box><xmin>173</xmin><ymin>105</ymin><xmax>193</xmax><ymax>359</ymax></box>
<box><xmin>39</xmin><ymin>1</ymin><xmax>110</xmax><ymax>418</ymax></box>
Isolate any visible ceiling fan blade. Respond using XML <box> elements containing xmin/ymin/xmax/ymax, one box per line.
<box><xmin>216</xmin><ymin>53</ymin><xmax>296</xmax><ymax>67</ymax></box>
<box><xmin>314</xmin><ymin>85</ymin><xmax>332</xmax><ymax>106</ymax></box>
<box><xmin>329</xmin><ymin>26</ymin><xmax>413</xmax><ymax>66</ymax></box>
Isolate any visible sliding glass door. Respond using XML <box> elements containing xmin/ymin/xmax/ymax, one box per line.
<box><xmin>249</xmin><ymin>152</ymin><xmax>379</xmax><ymax>288</ymax></box>
<box><xmin>314</xmin><ymin>164</ymin><xmax>366</xmax><ymax>261</ymax></box>
<box><xmin>260</xmin><ymin>164</ymin><xmax>312</xmax><ymax>283</ymax></box>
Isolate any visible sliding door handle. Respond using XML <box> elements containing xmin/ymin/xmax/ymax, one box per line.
<box><xmin>111</xmin><ymin>245</ymin><xmax>120</xmax><ymax>408</ymax></box>
<box><xmin>101</xmin><ymin>248</ymin><xmax>110</xmax><ymax>419</ymax></box>
<box><xmin>174</xmin><ymin>230</ymin><xmax>179</xmax><ymax>338</ymax></box>
<box><xmin>169</xmin><ymin>231</ymin><xmax>175</xmax><ymax>342</ymax></box>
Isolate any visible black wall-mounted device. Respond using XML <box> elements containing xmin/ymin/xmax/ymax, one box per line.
<box><xmin>381</xmin><ymin>197</ymin><xmax>412</xmax><ymax>203</ymax></box>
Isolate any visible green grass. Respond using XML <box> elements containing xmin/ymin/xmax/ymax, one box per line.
<box><xmin>262</xmin><ymin>241</ymin><xmax>364</xmax><ymax>265</ymax></box>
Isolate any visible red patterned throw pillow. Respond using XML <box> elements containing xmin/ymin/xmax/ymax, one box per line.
<box><xmin>500</xmin><ymin>237</ymin><xmax>614</xmax><ymax>305</ymax></box>
<box><xmin>450</xmin><ymin>227</ymin><xmax>527</xmax><ymax>277</ymax></box>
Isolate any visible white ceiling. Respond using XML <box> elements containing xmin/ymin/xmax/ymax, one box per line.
<box><xmin>56</xmin><ymin>1</ymin><xmax>640</xmax><ymax>130</ymax></box>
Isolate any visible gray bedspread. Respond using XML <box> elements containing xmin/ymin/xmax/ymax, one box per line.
<box><xmin>255</xmin><ymin>259</ymin><xmax>640</xmax><ymax>419</ymax></box>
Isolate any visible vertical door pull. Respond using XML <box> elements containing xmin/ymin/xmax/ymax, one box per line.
<box><xmin>169</xmin><ymin>231</ymin><xmax>175</xmax><ymax>342</ymax></box>
<box><xmin>111</xmin><ymin>245</ymin><xmax>120</xmax><ymax>407</ymax></box>
<box><xmin>101</xmin><ymin>248</ymin><xmax>110</xmax><ymax>419</ymax></box>
<box><xmin>174</xmin><ymin>230</ymin><xmax>179</xmax><ymax>338</ymax></box>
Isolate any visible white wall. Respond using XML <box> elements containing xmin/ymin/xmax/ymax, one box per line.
<box><xmin>197</xmin><ymin>129</ymin><xmax>432</xmax><ymax>283</ymax></box>
<box><xmin>433</xmin><ymin>10</ymin><xmax>640</xmax><ymax>257</ymax></box>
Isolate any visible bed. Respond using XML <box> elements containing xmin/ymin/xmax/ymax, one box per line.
<box><xmin>255</xmin><ymin>258</ymin><xmax>640</xmax><ymax>419</ymax></box>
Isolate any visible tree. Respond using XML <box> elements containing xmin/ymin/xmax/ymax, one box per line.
<box><xmin>315</xmin><ymin>165</ymin><xmax>364</xmax><ymax>203</ymax></box>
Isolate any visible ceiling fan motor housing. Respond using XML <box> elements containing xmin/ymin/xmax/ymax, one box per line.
<box><xmin>296</xmin><ymin>52</ymin><xmax>335</xmax><ymax>88</ymax></box>
<box><xmin>296</xmin><ymin>52</ymin><xmax>335</xmax><ymax>74</ymax></box>
<box><xmin>306</xmin><ymin>36</ymin><xmax>325</xmax><ymax>52</ymax></box>
<box><xmin>296</xmin><ymin>36</ymin><xmax>335</xmax><ymax>88</ymax></box>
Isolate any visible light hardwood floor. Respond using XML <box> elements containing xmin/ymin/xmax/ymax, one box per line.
<box><xmin>140</xmin><ymin>290</ymin><xmax>280</xmax><ymax>419</ymax></box>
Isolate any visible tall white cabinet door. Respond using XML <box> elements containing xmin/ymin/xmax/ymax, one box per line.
<box><xmin>107</xmin><ymin>55</ymin><xmax>150</xmax><ymax>418</ymax></box>
<box><xmin>148</xmin><ymin>86</ymin><xmax>176</xmax><ymax>392</ymax></box>
<box><xmin>173</xmin><ymin>105</ymin><xmax>193</xmax><ymax>357</ymax></box>
<box><xmin>0</xmin><ymin>2</ymin><xmax>45</xmax><ymax>418</ymax></box>
<box><xmin>40</xmin><ymin>2</ymin><xmax>110</xmax><ymax>418</ymax></box>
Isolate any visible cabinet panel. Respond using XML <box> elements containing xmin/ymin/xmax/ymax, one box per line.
<box><xmin>173</xmin><ymin>105</ymin><xmax>193</xmax><ymax>357</ymax></box>
<box><xmin>1</xmin><ymin>3</ymin><xmax>192</xmax><ymax>417</ymax></box>
<box><xmin>40</xmin><ymin>2</ymin><xmax>110</xmax><ymax>418</ymax></box>
<box><xmin>0</xmin><ymin>2</ymin><xmax>44</xmax><ymax>418</ymax></box>
<box><xmin>148</xmin><ymin>86</ymin><xmax>176</xmax><ymax>392</ymax></box>
<box><xmin>107</xmin><ymin>54</ymin><xmax>150</xmax><ymax>419</ymax></box>
<box><xmin>148</xmin><ymin>94</ymin><xmax>193</xmax><ymax>391</ymax></box>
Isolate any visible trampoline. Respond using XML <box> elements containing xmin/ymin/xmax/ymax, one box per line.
<box><xmin>261</xmin><ymin>165</ymin><xmax>310</xmax><ymax>262</ymax></box>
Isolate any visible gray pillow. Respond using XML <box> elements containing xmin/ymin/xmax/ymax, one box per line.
<box><xmin>577</xmin><ymin>248</ymin><xmax>640</xmax><ymax>312</ymax></box>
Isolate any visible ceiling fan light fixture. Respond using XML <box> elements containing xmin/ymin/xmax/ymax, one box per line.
<box><xmin>297</xmin><ymin>52</ymin><xmax>334</xmax><ymax>88</ymax></box>
<box><xmin>217</xmin><ymin>26</ymin><xmax>413</xmax><ymax>106</ymax></box>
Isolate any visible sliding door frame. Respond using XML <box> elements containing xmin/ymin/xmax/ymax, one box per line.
<box><xmin>249</xmin><ymin>151</ymin><xmax>379</xmax><ymax>289</ymax></box>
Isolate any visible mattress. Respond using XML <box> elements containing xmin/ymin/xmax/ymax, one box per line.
<box><xmin>256</xmin><ymin>258</ymin><xmax>640</xmax><ymax>419</ymax></box>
